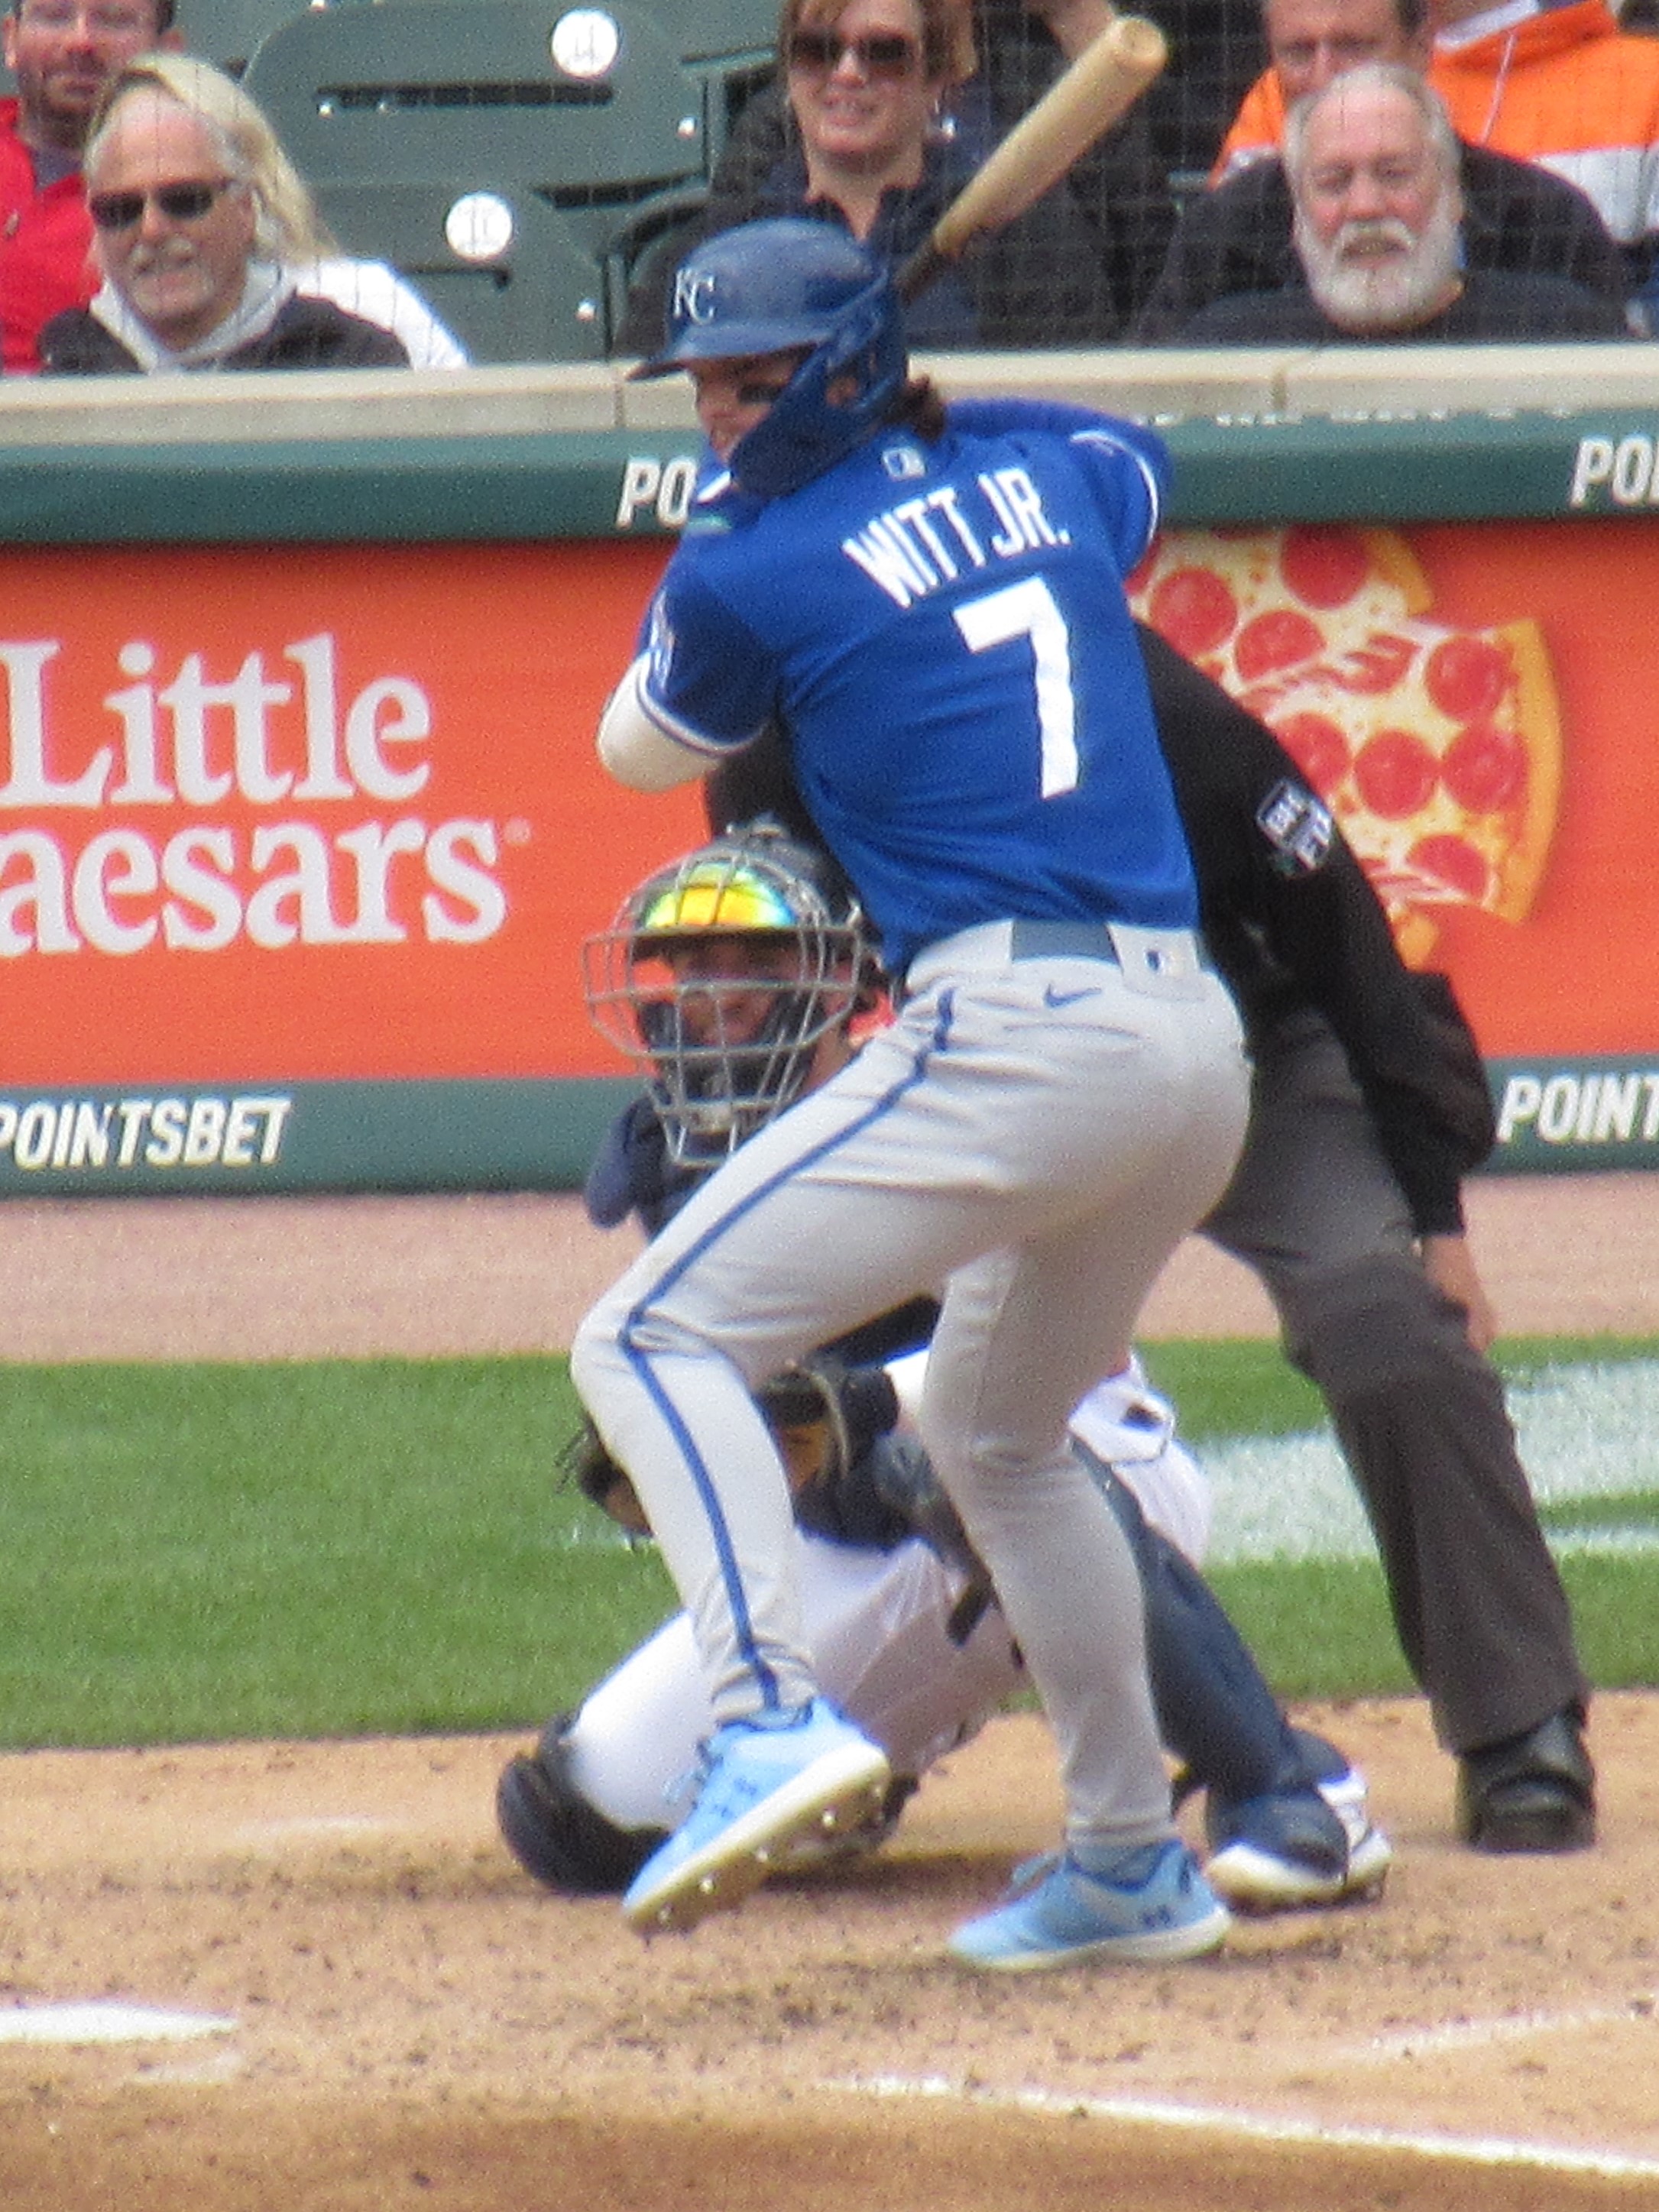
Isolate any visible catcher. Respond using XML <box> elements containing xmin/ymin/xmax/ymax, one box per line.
<box><xmin>497</xmin><ymin>821</ymin><xmax>1392</xmax><ymax>1908</ymax></box>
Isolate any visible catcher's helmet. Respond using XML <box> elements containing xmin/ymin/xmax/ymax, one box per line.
<box><xmin>583</xmin><ymin>821</ymin><xmax>871</xmax><ymax>1169</ymax></box>
<box><xmin>631</xmin><ymin>217</ymin><xmax>908</xmax><ymax>499</ymax></box>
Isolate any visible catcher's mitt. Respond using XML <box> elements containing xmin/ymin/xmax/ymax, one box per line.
<box><xmin>562</xmin><ymin>1355</ymin><xmax>902</xmax><ymax>1537</ymax></box>
<box><xmin>563</xmin><ymin>1416</ymin><xmax>653</xmax><ymax>1536</ymax></box>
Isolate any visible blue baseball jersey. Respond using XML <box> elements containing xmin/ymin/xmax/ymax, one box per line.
<box><xmin>634</xmin><ymin>398</ymin><xmax>1197</xmax><ymax>974</ymax></box>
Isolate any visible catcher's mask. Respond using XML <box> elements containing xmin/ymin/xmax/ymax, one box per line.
<box><xmin>583</xmin><ymin>822</ymin><xmax>870</xmax><ymax>1169</ymax></box>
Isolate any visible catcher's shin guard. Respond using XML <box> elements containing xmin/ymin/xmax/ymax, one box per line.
<box><xmin>1080</xmin><ymin>1443</ymin><xmax>1310</xmax><ymax>1806</ymax></box>
<box><xmin>497</xmin><ymin>1716</ymin><xmax>664</xmax><ymax>1893</ymax></box>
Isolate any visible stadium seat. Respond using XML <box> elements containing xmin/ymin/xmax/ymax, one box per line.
<box><xmin>312</xmin><ymin>178</ymin><xmax>611</xmax><ymax>361</ymax></box>
<box><xmin>177</xmin><ymin>0</ymin><xmax>316</xmax><ymax>76</ymax></box>
<box><xmin>241</xmin><ymin>0</ymin><xmax>711</xmax><ymax>263</ymax></box>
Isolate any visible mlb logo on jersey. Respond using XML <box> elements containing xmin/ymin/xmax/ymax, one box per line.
<box><xmin>1257</xmin><ymin>780</ymin><xmax>1334</xmax><ymax>877</ymax></box>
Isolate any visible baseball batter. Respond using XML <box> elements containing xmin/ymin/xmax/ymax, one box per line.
<box><xmin>502</xmin><ymin>821</ymin><xmax>1391</xmax><ymax>1912</ymax></box>
<box><xmin>571</xmin><ymin>215</ymin><xmax>1251</xmax><ymax>1964</ymax></box>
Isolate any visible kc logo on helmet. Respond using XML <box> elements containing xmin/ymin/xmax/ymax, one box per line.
<box><xmin>672</xmin><ymin>269</ymin><xmax>720</xmax><ymax>325</ymax></box>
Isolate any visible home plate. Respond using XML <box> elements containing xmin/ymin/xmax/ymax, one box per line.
<box><xmin>0</xmin><ymin>2003</ymin><xmax>237</xmax><ymax>2045</ymax></box>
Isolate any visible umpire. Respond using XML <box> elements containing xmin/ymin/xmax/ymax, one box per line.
<box><xmin>713</xmin><ymin>619</ymin><xmax>1595</xmax><ymax>1854</ymax></box>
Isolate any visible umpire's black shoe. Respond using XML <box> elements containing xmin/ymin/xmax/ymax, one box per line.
<box><xmin>1456</xmin><ymin>1708</ymin><xmax>1596</xmax><ymax>1853</ymax></box>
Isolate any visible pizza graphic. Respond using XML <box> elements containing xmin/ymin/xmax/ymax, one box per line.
<box><xmin>1126</xmin><ymin>525</ymin><xmax>1563</xmax><ymax>961</ymax></box>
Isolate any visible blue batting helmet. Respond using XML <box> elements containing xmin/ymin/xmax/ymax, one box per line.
<box><xmin>632</xmin><ymin>217</ymin><xmax>909</xmax><ymax>499</ymax></box>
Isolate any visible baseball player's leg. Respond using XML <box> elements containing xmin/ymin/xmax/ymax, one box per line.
<box><xmin>919</xmin><ymin>984</ymin><xmax>1249</xmax><ymax>1964</ymax></box>
<box><xmin>1084</xmin><ymin>1445</ymin><xmax>1325</xmax><ymax>1803</ymax></box>
<box><xmin>499</xmin><ymin>1532</ymin><xmax>1022</xmax><ymax>1893</ymax></box>
<box><xmin>497</xmin><ymin>1614</ymin><xmax>714</xmax><ymax>1895</ymax></box>
<box><xmin>1081</xmin><ymin>1445</ymin><xmax>1386</xmax><ymax>1906</ymax></box>
<box><xmin>1207</xmin><ymin>1010</ymin><xmax>1591</xmax><ymax>1839</ymax></box>
<box><xmin>575</xmin><ymin>959</ymin><xmax>1248</xmax><ymax>1943</ymax></box>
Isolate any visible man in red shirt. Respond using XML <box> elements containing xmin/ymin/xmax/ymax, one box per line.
<box><xmin>1</xmin><ymin>0</ymin><xmax>180</xmax><ymax>372</ymax></box>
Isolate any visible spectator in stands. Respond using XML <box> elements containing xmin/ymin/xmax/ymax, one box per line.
<box><xmin>1170</xmin><ymin>63</ymin><xmax>1630</xmax><ymax>339</ymax></box>
<box><xmin>0</xmin><ymin>0</ymin><xmax>181</xmax><ymax>372</ymax></box>
<box><xmin>92</xmin><ymin>53</ymin><xmax>465</xmax><ymax>365</ymax></box>
<box><xmin>5</xmin><ymin>31</ymin><xmax>465</xmax><ymax>374</ymax></box>
<box><xmin>39</xmin><ymin>57</ymin><xmax>412</xmax><ymax>368</ymax></box>
<box><xmin>1431</xmin><ymin>0</ymin><xmax>1659</xmax><ymax>300</ymax></box>
<box><xmin>615</xmin><ymin>0</ymin><xmax>1132</xmax><ymax>353</ymax></box>
<box><xmin>1132</xmin><ymin>0</ymin><xmax>1627</xmax><ymax>338</ymax></box>
<box><xmin>1133</xmin><ymin>0</ymin><xmax>1270</xmax><ymax>185</ymax></box>
<box><xmin>1213</xmin><ymin>0</ymin><xmax>1659</xmax><ymax>295</ymax></box>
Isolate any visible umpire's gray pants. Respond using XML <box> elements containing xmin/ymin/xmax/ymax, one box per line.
<box><xmin>1206</xmin><ymin>1006</ymin><xmax>1588</xmax><ymax>1753</ymax></box>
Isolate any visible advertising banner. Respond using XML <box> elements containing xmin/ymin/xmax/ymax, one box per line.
<box><xmin>2</xmin><ymin>480</ymin><xmax>1657</xmax><ymax>1189</ymax></box>
<box><xmin>1126</xmin><ymin>516</ymin><xmax>1659</xmax><ymax>1171</ymax></box>
<box><xmin>0</xmin><ymin>535</ymin><xmax>690</xmax><ymax>1190</ymax></box>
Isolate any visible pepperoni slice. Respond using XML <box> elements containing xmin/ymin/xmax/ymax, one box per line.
<box><xmin>1353</xmin><ymin>728</ymin><xmax>1438</xmax><ymax>819</ymax></box>
<box><xmin>1274</xmin><ymin>710</ymin><xmax>1351</xmax><ymax>794</ymax></box>
<box><xmin>1235</xmin><ymin>607</ymin><xmax>1323</xmax><ymax>682</ymax></box>
<box><xmin>1425</xmin><ymin>635</ymin><xmax>1511</xmax><ymax>724</ymax></box>
<box><xmin>1410</xmin><ymin>833</ymin><xmax>1492</xmax><ymax>903</ymax></box>
<box><xmin>1149</xmin><ymin>566</ymin><xmax>1238</xmax><ymax>658</ymax></box>
<box><xmin>1280</xmin><ymin>526</ymin><xmax>1372</xmax><ymax>610</ymax></box>
<box><xmin>1444</xmin><ymin>721</ymin><xmax>1525</xmax><ymax>814</ymax></box>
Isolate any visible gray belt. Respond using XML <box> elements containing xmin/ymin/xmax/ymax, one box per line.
<box><xmin>1007</xmin><ymin>921</ymin><xmax>1123</xmax><ymax>963</ymax></box>
<box><xmin>902</xmin><ymin>918</ymin><xmax>1214</xmax><ymax>1005</ymax></box>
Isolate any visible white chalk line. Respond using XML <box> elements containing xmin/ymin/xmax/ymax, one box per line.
<box><xmin>0</xmin><ymin>2002</ymin><xmax>237</xmax><ymax>2046</ymax></box>
<box><xmin>232</xmin><ymin>1815</ymin><xmax>396</xmax><ymax>1842</ymax></box>
<box><xmin>1342</xmin><ymin>1992</ymin><xmax>1658</xmax><ymax>2061</ymax></box>
<box><xmin>831</xmin><ymin>2074</ymin><xmax>1659</xmax><ymax>2180</ymax></box>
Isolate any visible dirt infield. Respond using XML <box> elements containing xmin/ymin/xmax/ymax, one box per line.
<box><xmin>4</xmin><ymin>1704</ymin><xmax>1659</xmax><ymax>2210</ymax></box>
<box><xmin>3</xmin><ymin>1177</ymin><xmax>1659</xmax><ymax>2209</ymax></box>
<box><xmin>5</xmin><ymin>1168</ymin><xmax>1659</xmax><ymax>1359</ymax></box>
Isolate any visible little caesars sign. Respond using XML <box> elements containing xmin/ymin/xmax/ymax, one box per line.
<box><xmin>0</xmin><ymin>633</ymin><xmax>506</xmax><ymax>957</ymax></box>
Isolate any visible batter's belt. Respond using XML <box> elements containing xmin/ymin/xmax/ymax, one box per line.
<box><xmin>902</xmin><ymin>918</ymin><xmax>1214</xmax><ymax>1003</ymax></box>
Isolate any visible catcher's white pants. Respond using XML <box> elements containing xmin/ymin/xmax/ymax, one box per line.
<box><xmin>566</xmin><ymin>1533</ymin><xmax>1022</xmax><ymax>1832</ymax></box>
<box><xmin>565</xmin><ymin>1366</ymin><xmax>1211</xmax><ymax>1836</ymax></box>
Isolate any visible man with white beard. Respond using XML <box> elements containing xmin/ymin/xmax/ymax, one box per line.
<box><xmin>1171</xmin><ymin>63</ymin><xmax>1629</xmax><ymax>342</ymax></box>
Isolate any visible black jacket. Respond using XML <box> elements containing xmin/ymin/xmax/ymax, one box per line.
<box><xmin>707</xmin><ymin>620</ymin><xmax>1498</xmax><ymax>1239</ymax></box>
<box><xmin>40</xmin><ymin>293</ymin><xmax>411</xmax><ymax>373</ymax></box>
<box><xmin>614</xmin><ymin>82</ymin><xmax>1118</xmax><ymax>359</ymax></box>
<box><xmin>1174</xmin><ymin>265</ymin><xmax>1631</xmax><ymax>344</ymax></box>
<box><xmin>1132</xmin><ymin>140</ymin><xmax>1629</xmax><ymax>341</ymax></box>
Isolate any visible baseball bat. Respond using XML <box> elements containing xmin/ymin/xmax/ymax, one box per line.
<box><xmin>896</xmin><ymin>15</ymin><xmax>1168</xmax><ymax>305</ymax></box>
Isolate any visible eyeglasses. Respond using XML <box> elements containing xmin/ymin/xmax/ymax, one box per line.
<box><xmin>786</xmin><ymin>28</ymin><xmax>920</xmax><ymax>79</ymax></box>
<box><xmin>86</xmin><ymin>178</ymin><xmax>236</xmax><ymax>232</ymax></box>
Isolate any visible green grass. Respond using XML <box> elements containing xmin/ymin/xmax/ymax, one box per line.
<box><xmin>1139</xmin><ymin>1331</ymin><xmax>1659</xmax><ymax>1444</ymax></box>
<box><xmin>0</xmin><ymin>1359</ymin><xmax>671</xmax><ymax>1750</ymax></box>
<box><xmin>0</xmin><ymin>1339</ymin><xmax>1654</xmax><ymax>1751</ymax></box>
<box><xmin>1140</xmin><ymin>1333</ymin><xmax>1659</xmax><ymax>1697</ymax></box>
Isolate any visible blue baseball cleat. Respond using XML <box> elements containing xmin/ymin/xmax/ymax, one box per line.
<box><xmin>947</xmin><ymin>1838</ymin><xmax>1231</xmax><ymax>1973</ymax></box>
<box><xmin>621</xmin><ymin>1699</ymin><xmax>892</xmax><ymax>1935</ymax></box>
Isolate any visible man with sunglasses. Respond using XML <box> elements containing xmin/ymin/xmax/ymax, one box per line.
<box><xmin>0</xmin><ymin>0</ymin><xmax>181</xmax><ymax>372</ymax></box>
<box><xmin>38</xmin><ymin>66</ymin><xmax>407</xmax><ymax>369</ymax></box>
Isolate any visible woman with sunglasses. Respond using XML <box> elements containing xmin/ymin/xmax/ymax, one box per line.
<box><xmin>615</xmin><ymin>0</ymin><xmax>1116</xmax><ymax>357</ymax></box>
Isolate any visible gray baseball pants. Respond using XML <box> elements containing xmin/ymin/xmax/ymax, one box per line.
<box><xmin>572</xmin><ymin>923</ymin><xmax>1249</xmax><ymax>1858</ymax></box>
